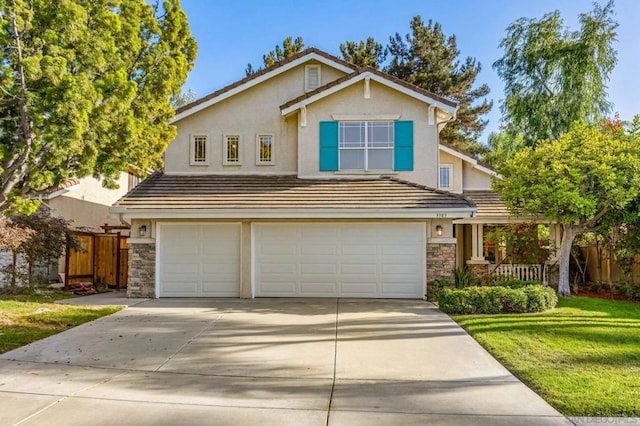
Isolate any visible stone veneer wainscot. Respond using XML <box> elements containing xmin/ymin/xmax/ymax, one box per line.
<box><xmin>127</xmin><ymin>242</ymin><xmax>156</xmax><ymax>298</ymax></box>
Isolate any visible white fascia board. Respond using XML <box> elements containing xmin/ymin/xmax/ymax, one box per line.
<box><xmin>44</xmin><ymin>184</ymin><xmax>81</xmax><ymax>200</ymax></box>
<box><xmin>439</xmin><ymin>144</ymin><xmax>499</xmax><ymax>178</ymax></box>
<box><xmin>281</xmin><ymin>71</ymin><xmax>457</xmax><ymax>116</ymax></box>
<box><xmin>119</xmin><ymin>207</ymin><xmax>475</xmax><ymax>221</ymax></box>
<box><xmin>453</xmin><ymin>216</ymin><xmax>546</xmax><ymax>224</ymax></box>
<box><xmin>171</xmin><ymin>53</ymin><xmax>355</xmax><ymax>123</ymax></box>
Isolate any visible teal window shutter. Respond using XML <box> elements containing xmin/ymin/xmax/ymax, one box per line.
<box><xmin>319</xmin><ymin>121</ymin><xmax>339</xmax><ymax>171</ymax></box>
<box><xmin>394</xmin><ymin>120</ymin><xmax>413</xmax><ymax>171</ymax></box>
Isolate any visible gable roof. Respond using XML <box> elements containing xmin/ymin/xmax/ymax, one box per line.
<box><xmin>172</xmin><ymin>47</ymin><xmax>459</xmax><ymax>123</ymax></box>
<box><xmin>462</xmin><ymin>191</ymin><xmax>508</xmax><ymax>218</ymax></box>
<box><xmin>280</xmin><ymin>66</ymin><xmax>457</xmax><ymax>116</ymax></box>
<box><xmin>438</xmin><ymin>141</ymin><xmax>497</xmax><ymax>177</ymax></box>
<box><xmin>171</xmin><ymin>48</ymin><xmax>358</xmax><ymax>123</ymax></box>
<box><xmin>112</xmin><ymin>174</ymin><xmax>475</xmax><ymax>219</ymax></box>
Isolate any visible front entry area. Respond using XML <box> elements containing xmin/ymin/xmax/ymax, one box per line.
<box><xmin>254</xmin><ymin>222</ymin><xmax>425</xmax><ymax>298</ymax></box>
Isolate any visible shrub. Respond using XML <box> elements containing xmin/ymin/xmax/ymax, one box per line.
<box><xmin>437</xmin><ymin>285</ymin><xmax>557</xmax><ymax>314</ymax></box>
<box><xmin>453</xmin><ymin>266</ymin><xmax>474</xmax><ymax>288</ymax></box>
<box><xmin>621</xmin><ymin>282</ymin><xmax>640</xmax><ymax>301</ymax></box>
<box><xmin>486</xmin><ymin>277</ymin><xmax>544</xmax><ymax>289</ymax></box>
<box><xmin>426</xmin><ymin>278</ymin><xmax>454</xmax><ymax>302</ymax></box>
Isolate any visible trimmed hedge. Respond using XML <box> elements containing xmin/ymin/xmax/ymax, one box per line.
<box><xmin>437</xmin><ymin>285</ymin><xmax>558</xmax><ymax>314</ymax></box>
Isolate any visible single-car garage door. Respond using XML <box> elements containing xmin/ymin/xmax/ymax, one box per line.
<box><xmin>254</xmin><ymin>222</ymin><xmax>424</xmax><ymax>298</ymax></box>
<box><xmin>157</xmin><ymin>223</ymin><xmax>240</xmax><ymax>297</ymax></box>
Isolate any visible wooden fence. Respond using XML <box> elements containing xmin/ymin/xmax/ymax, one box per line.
<box><xmin>65</xmin><ymin>232</ymin><xmax>128</xmax><ymax>290</ymax></box>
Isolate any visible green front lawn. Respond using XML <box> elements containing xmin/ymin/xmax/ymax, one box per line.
<box><xmin>454</xmin><ymin>297</ymin><xmax>640</xmax><ymax>416</ymax></box>
<box><xmin>0</xmin><ymin>290</ymin><xmax>122</xmax><ymax>354</ymax></box>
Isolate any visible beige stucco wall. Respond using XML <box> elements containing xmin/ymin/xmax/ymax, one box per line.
<box><xmin>165</xmin><ymin>61</ymin><xmax>347</xmax><ymax>175</ymax></box>
<box><xmin>462</xmin><ymin>162</ymin><xmax>492</xmax><ymax>190</ymax></box>
<box><xmin>297</xmin><ymin>80</ymin><xmax>439</xmax><ymax>187</ymax></box>
<box><xmin>438</xmin><ymin>151</ymin><xmax>464</xmax><ymax>193</ymax></box>
<box><xmin>47</xmin><ymin>173</ymin><xmax>130</xmax><ymax>232</ymax></box>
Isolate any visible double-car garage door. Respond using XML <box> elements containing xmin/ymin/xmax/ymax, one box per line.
<box><xmin>157</xmin><ymin>222</ymin><xmax>424</xmax><ymax>298</ymax></box>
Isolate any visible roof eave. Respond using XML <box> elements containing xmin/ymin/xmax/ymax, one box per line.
<box><xmin>281</xmin><ymin>70</ymin><xmax>458</xmax><ymax>116</ymax></box>
<box><xmin>170</xmin><ymin>52</ymin><xmax>356</xmax><ymax>123</ymax></box>
<box><xmin>112</xmin><ymin>207</ymin><xmax>476</xmax><ymax>220</ymax></box>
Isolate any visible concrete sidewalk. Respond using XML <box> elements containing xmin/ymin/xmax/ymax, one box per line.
<box><xmin>0</xmin><ymin>298</ymin><xmax>571</xmax><ymax>425</ymax></box>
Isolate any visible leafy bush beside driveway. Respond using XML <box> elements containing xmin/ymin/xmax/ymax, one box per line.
<box><xmin>438</xmin><ymin>285</ymin><xmax>557</xmax><ymax>314</ymax></box>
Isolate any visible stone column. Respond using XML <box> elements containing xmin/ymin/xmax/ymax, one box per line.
<box><xmin>127</xmin><ymin>242</ymin><xmax>156</xmax><ymax>298</ymax></box>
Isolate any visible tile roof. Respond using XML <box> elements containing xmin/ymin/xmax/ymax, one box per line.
<box><xmin>280</xmin><ymin>66</ymin><xmax>457</xmax><ymax>111</ymax></box>
<box><xmin>115</xmin><ymin>174</ymin><xmax>475</xmax><ymax>211</ymax></box>
<box><xmin>175</xmin><ymin>48</ymin><xmax>359</xmax><ymax>115</ymax></box>
<box><xmin>463</xmin><ymin>191</ymin><xmax>509</xmax><ymax>217</ymax></box>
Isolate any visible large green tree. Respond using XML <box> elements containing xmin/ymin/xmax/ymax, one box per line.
<box><xmin>0</xmin><ymin>0</ymin><xmax>196</xmax><ymax>212</ymax></box>
<box><xmin>493</xmin><ymin>1</ymin><xmax>617</xmax><ymax>148</ymax></box>
<box><xmin>386</xmin><ymin>16</ymin><xmax>492</xmax><ymax>155</ymax></box>
<box><xmin>339</xmin><ymin>37</ymin><xmax>385</xmax><ymax>69</ymax></box>
<box><xmin>493</xmin><ymin>120</ymin><xmax>640</xmax><ymax>296</ymax></box>
<box><xmin>245</xmin><ymin>36</ymin><xmax>304</xmax><ymax>76</ymax></box>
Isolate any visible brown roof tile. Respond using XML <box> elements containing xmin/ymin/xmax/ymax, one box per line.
<box><xmin>463</xmin><ymin>191</ymin><xmax>508</xmax><ymax>217</ymax></box>
<box><xmin>115</xmin><ymin>174</ymin><xmax>475</xmax><ymax>212</ymax></box>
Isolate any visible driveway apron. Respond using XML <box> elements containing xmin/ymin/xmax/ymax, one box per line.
<box><xmin>0</xmin><ymin>297</ymin><xmax>570</xmax><ymax>425</ymax></box>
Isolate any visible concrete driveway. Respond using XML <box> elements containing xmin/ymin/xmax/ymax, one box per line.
<box><xmin>0</xmin><ymin>297</ymin><xmax>570</xmax><ymax>425</ymax></box>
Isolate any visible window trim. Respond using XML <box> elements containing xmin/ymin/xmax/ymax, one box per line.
<box><xmin>223</xmin><ymin>134</ymin><xmax>241</xmax><ymax>165</ymax></box>
<box><xmin>338</xmin><ymin>121</ymin><xmax>394</xmax><ymax>172</ymax></box>
<box><xmin>305</xmin><ymin>64</ymin><xmax>321</xmax><ymax>92</ymax></box>
<box><xmin>256</xmin><ymin>133</ymin><xmax>275</xmax><ymax>165</ymax></box>
<box><xmin>439</xmin><ymin>164</ymin><xmax>453</xmax><ymax>190</ymax></box>
<box><xmin>190</xmin><ymin>133</ymin><xmax>209</xmax><ymax>166</ymax></box>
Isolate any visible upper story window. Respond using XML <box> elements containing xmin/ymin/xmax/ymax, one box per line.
<box><xmin>439</xmin><ymin>165</ymin><xmax>452</xmax><ymax>189</ymax></box>
<box><xmin>339</xmin><ymin>121</ymin><xmax>393</xmax><ymax>171</ymax></box>
<box><xmin>305</xmin><ymin>65</ymin><xmax>321</xmax><ymax>92</ymax></box>
<box><xmin>256</xmin><ymin>134</ymin><xmax>275</xmax><ymax>165</ymax></box>
<box><xmin>190</xmin><ymin>134</ymin><xmax>209</xmax><ymax>165</ymax></box>
<box><xmin>224</xmin><ymin>135</ymin><xmax>240</xmax><ymax>165</ymax></box>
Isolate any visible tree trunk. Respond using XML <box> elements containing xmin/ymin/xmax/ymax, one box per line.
<box><xmin>558</xmin><ymin>224</ymin><xmax>575</xmax><ymax>296</ymax></box>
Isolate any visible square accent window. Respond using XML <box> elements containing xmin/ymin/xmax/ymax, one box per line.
<box><xmin>305</xmin><ymin>65</ymin><xmax>321</xmax><ymax>92</ymax></box>
<box><xmin>190</xmin><ymin>134</ymin><xmax>209</xmax><ymax>165</ymax></box>
<box><xmin>224</xmin><ymin>135</ymin><xmax>240</xmax><ymax>165</ymax></box>
<box><xmin>439</xmin><ymin>165</ymin><xmax>452</xmax><ymax>189</ymax></box>
<box><xmin>256</xmin><ymin>134</ymin><xmax>275</xmax><ymax>165</ymax></box>
<box><xmin>339</xmin><ymin>121</ymin><xmax>393</xmax><ymax>171</ymax></box>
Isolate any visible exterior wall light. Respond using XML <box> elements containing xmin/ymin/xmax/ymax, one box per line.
<box><xmin>435</xmin><ymin>225</ymin><xmax>443</xmax><ymax>237</ymax></box>
<box><xmin>139</xmin><ymin>225</ymin><xmax>147</xmax><ymax>237</ymax></box>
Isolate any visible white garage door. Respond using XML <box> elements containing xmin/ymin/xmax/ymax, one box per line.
<box><xmin>158</xmin><ymin>223</ymin><xmax>240</xmax><ymax>297</ymax></box>
<box><xmin>254</xmin><ymin>223</ymin><xmax>424</xmax><ymax>298</ymax></box>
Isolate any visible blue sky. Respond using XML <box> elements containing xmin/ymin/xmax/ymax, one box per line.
<box><xmin>180</xmin><ymin>0</ymin><xmax>639</xmax><ymax>145</ymax></box>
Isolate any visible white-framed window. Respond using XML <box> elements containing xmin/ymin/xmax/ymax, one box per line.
<box><xmin>223</xmin><ymin>134</ymin><xmax>240</xmax><ymax>165</ymax></box>
<box><xmin>339</xmin><ymin>121</ymin><xmax>393</xmax><ymax>171</ymax></box>
<box><xmin>305</xmin><ymin>64</ymin><xmax>321</xmax><ymax>92</ymax></box>
<box><xmin>256</xmin><ymin>133</ymin><xmax>275</xmax><ymax>165</ymax></box>
<box><xmin>190</xmin><ymin>134</ymin><xmax>209</xmax><ymax>165</ymax></box>
<box><xmin>439</xmin><ymin>164</ymin><xmax>452</xmax><ymax>189</ymax></box>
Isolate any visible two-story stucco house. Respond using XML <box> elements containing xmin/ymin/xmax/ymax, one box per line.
<box><xmin>113</xmin><ymin>48</ymin><xmax>539</xmax><ymax>299</ymax></box>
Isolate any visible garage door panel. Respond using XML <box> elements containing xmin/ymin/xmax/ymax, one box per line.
<box><xmin>341</xmin><ymin>263</ymin><xmax>378</xmax><ymax>275</ymax></box>
<box><xmin>341</xmin><ymin>245</ymin><xmax>377</xmax><ymax>256</ymax></box>
<box><xmin>300</xmin><ymin>283</ymin><xmax>338</xmax><ymax>295</ymax></box>
<box><xmin>158</xmin><ymin>223</ymin><xmax>240</xmax><ymax>297</ymax></box>
<box><xmin>260</xmin><ymin>245</ymin><xmax>297</xmax><ymax>256</ymax></box>
<box><xmin>255</xmin><ymin>223</ymin><xmax>424</xmax><ymax>299</ymax></box>
<box><xmin>300</xmin><ymin>263</ymin><xmax>338</xmax><ymax>274</ymax></box>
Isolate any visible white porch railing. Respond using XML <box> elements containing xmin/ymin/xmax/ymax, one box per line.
<box><xmin>490</xmin><ymin>264</ymin><xmax>547</xmax><ymax>285</ymax></box>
